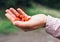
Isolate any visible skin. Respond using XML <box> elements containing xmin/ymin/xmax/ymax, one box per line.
<box><xmin>5</xmin><ymin>8</ymin><xmax>47</xmax><ymax>31</ymax></box>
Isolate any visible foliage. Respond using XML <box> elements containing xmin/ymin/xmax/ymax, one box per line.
<box><xmin>0</xmin><ymin>20</ymin><xmax>20</xmax><ymax>34</ymax></box>
<box><xmin>0</xmin><ymin>0</ymin><xmax>60</xmax><ymax>9</ymax></box>
<box><xmin>34</xmin><ymin>0</ymin><xmax>60</xmax><ymax>8</ymax></box>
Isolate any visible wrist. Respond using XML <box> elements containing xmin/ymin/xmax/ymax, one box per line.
<box><xmin>40</xmin><ymin>14</ymin><xmax>47</xmax><ymax>27</ymax></box>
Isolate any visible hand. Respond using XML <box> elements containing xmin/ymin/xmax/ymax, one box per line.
<box><xmin>5</xmin><ymin>8</ymin><xmax>47</xmax><ymax>31</ymax></box>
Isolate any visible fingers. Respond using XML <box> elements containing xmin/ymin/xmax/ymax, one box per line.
<box><xmin>17</xmin><ymin>8</ymin><xmax>28</xmax><ymax>17</ymax></box>
<box><xmin>6</xmin><ymin>8</ymin><xmax>29</xmax><ymax>18</ymax></box>
<box><xmin>5</xmin><ymin>13</ymin><xmax>15</xmax><ymax>23</ymax></box>
<box><xmin>5</xmin><ymin>9</ymin><xmax>16</xmax><ymax>18</ymax></box>
<box><xmin>14</xmin><ymin>21</ymin><xmax>28</xmax><ymax>27</ymax></box>
<box><xmin>9</xmin><ymin>8</ymin><xmax>20</xmax><ymax>17</ymax></box>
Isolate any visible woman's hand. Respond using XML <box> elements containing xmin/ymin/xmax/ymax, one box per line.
<box><xmin>5</xmin><ymin>8</ymin><xmax>47</xmax><ymax>31</ymax></box>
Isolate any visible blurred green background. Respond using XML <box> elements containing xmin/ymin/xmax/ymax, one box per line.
<box><xmin>0</xmin><ymin>0</ymin><xmax>60</xmax><ymax>34</ymax></box>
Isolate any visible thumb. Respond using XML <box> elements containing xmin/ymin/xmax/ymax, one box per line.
<box><xmin>13</xmin><ymin>21</ymin><xmax>31</xmax><ymax>32</ymax></box>
<box><xmin>13</xmin><ymin>21</ymin><xmax>28</xmax><ymax>28</ymax></box>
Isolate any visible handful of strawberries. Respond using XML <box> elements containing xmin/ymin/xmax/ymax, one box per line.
<box><xmin>15</xmin><ymin>13</ymin><xmax>30</xmax><ymax>22</ymax></box>
<box><xmin>6</xmin><ymin>8</ymin><xmax>30</xmax><ymax>22</ymax></box>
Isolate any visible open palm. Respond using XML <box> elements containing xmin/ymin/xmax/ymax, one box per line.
<box><xmin>5</xmin><ymin>8</ymin><xmax>47</xmax><ymax>31</ymax></box>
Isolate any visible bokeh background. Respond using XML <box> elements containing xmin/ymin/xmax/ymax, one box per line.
<box><xmin>0</xmin><ymin>0</ymin><xmax>60</xmax><ymax>42</ymax></box>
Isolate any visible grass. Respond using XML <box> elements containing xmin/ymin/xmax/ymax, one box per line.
<box><xmin>0</xmin><ymin>3</ymin><xmax>60</xmax><ymax>34</ymax></box>
<box><xmin>0</xmin><ymin>20</ymin><xmax>20</xmax><ymax>34</ymax></box>
<box><xmin>25</xmin><ymin>3</ymin><xmax>60</xmax><ymax>18</ymax></box>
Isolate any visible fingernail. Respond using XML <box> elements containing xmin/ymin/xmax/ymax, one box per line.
<box><xmin>10</xmin><ymin>8</ymin><xmax>13</xmax><ymax>10</ymax></box>
<box><xmin>5</xmin><ymin>13</ymin><xmax>9</xmax><ymax>16</ymax></box>
<box><xmin>5</xmin><ymin>9</ymin><xmax>9</xmax><ymax>12</ymax></box>
<box><xmin>17</xmin><ymin>8</ymin><xmax>21</xmax><ymax>10</ymax></box>
<box><xmin>5</xmin><ymin>14</ymin><xmax>8</xmax><ymax>16</ymax></box>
